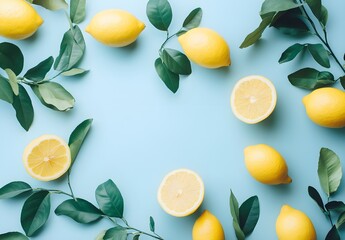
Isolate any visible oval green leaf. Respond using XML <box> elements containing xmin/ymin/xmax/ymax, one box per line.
<box><xmin>239</xmin><ymin>196</ymin><xmax>260</xmax><ymax>236</ymax></box>
<box><xmin>32</xmin><ymin>0</ymin><xmax>68</xmax><ymax>11</ymax></box>
<box><xmin>271</xmin><ymin>9</ymin><xmax>310</xmax><ymax>35</ymax></box>
<box><xmin>0</xmin><ymin>74</ymin><xmax>13</xmax><ymax>104</ymax></box>
<box><xmin>70</xmin><ymin>0</ymin><xmax>86</xmax><ymax>24</ymax></box>
<box><xmin>307</xmin><ymin>43</ymin><xmax>330</xmax><ymax>68</ymax></box>
<box><xmin>103</xmin><ymin>226</ymin><xmax>127</xmax><ymax>240</ymax></box>
<box><xmin>5</xmin><ymin>69</ymin><xmax>19</xmax><ymax>96</ymax></box>
<box><xmin>0</xmin><ymin>181</ymin><xmax>32</xmax><ymax>199</ymax></box>
<box><xmin>306</xmin><ymin>0</ymin><xmax>321</xmax><ymax>19</ymax></box>
<box><xmin>154</xmin><ymin>58</ymin><xmax>179</xmax><ymax>93</ymax></box>
<box><xmin>95</xmin><ymin>179</ymin><xmax>124</xmax><ymax>218</ymax></box>
<box><xmin>307</xmin><ymin>186</ymin><xmax>325</xmax><ymax>212</ymax></box>
<box><xmin>230</xmin><ymin>190</ymin><xmax>240</xmax><ymax>223</ymax></box>
<box><xmin>62</xmin><ymin>68</ymin><xmax>89</xmax><ymax>77</ymax></box>
<box><xmin>279</xmin><ymin>43</ymin><xmax>305</xmax><ymax>64</ymax></box>
<box><xmin>146</xmin><ymin>0</ymin><xmax>172</xmax><ymax>31</ymax></box>
<box><xmin>149</xmin><ymin>216</ymin><xmax>155</xmax><ymax>232</ymax></box>
<box><xmin>288</xmin><ymin>67</ymin><xmax>335</xmax><ymax>90</ymax></box>
<box><xmin>326</xmin><ymin>201</ymin><xmax>345</xmax><ymax>213</ymax></box>
<box><xmin>12</xmin><ymin>85</ymin><xmax>34</xmax><ymax>131</ymax></box>
<box><xmin>24</xmin><ymin>56</ymin><xmax>54</xmax><ymax>82</ymax></box>
<box><xmin>0</xmin><ymin>42</ymin><xmax>24</xmax><ymax>75</ymax></box>
<box><xmin>38</xmin><ymin>82</ymin><xmax>75</xmax><ymax>111</ymax></box>
<box><xmin>0</xmin><ymin>232</ymin><xmax>29</xmax><ymax>240</ymax></box>
<box><xmin>21</xmin><ymin>190</ymin><xmax>51</xmax><ymax>237</ymax></box>
<box><xmin>162</xmin><ymin>48</ymin><xmax>191</xmax><ymax>75</ymax></box>
<box><xmin>55</xmin><ymin>198</ymin><xmax>103</xmax><ymax>224</ymax></box>
<box><xmin>182</xmin><ymin>8</ymin><xmax>203</xmax><ymax>30</ymax></box>
<box><xmin>319</xmin><ymin>6</ymin><xmax>328</xmax><ymax>27</ymax></box>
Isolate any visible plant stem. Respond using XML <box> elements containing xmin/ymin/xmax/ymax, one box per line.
<box><xmin>159</xmin><ymin>29</ymin><xmax>182</xmax><ymax>53</ymax></box>
<box><xmin>326</xmin><ymin>197</ymin><xmax>334</xmax><ymax>226</ymax></box>
<box><xmin>34</xmin><ymin>188</ymin><xmax>73</xmax><ymax>198</ymax></box>
<box><xmin>67</xmin><ymin>173</ymin><xmax>76</xmax><ymax>200</ymax></box>
<box><xmin>121</xmin><ymin>218</ymin><xmax>164</xmax><ymax>240</ymax></box>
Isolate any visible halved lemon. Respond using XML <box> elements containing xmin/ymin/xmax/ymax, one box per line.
<box><xmin>231</xmin><ymin>75</ymin><xmax>277</xmax><ymax>124</ymax></box>
<box><xmin>23</xmin><ymin>135</ymin><xmax>71</xmax><ymax>181</ymax></box>
<box><xmin>157</xmin><ymin>169</ymin><xmax>204</xmax><ymax>217</ymax></box>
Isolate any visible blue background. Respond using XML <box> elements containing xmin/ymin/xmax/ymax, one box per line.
<box><xmin>1</xmin><ymin>0</ymin><xmax>345</xmax><ymax>239</ymax></box>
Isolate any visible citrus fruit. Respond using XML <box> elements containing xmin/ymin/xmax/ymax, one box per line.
<box><xmin>302</xmin><ymin>87</ymin><xmax>345</xmax><ymax>128</ymax></box>
<box><xmin>231</xmin><ymin>75</ymin><xmax>277</xmax><ymax>124</ymax></box>
<box><xmin>178</xmin><ymin>27</ymin><xmax>231</xmax><ymax>68</ymax></box>
<box><xmin>23</xmin><ymin>135</ymin><xmax>71</xmax><ymax>181</ymax></box>
<box><xmin>276</xmin><ymin>205</ymin><xmax>316</xmax><ymax>240</ymax></box>
<box><xmin>244</xmin><ymin>144</ymin><xmax>292</xmax><ymax>185</ymax></box>
<box><xmin>86</xmin><ymin>9</ymin><xmax>145</xmax><ymax>47</ymax></box>
<box><xmin>192</xmin><ymin>210</ymin><xmax>225</xmax><ymax>240</ymax></box>
<box><xmin>157</xmin><ymin>169</ymin><xmax>204</xmax><ymax>217</ymax></box>
<box><xmin>0</xmin><ymin>0</ymin><xmax>43</xmax><ymax>40</ymax></box>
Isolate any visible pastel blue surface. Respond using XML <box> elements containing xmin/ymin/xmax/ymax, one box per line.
<box><xmin>1</xmin><ymin>0</ymin><xmax>345</xmax><ymax>239</ymax></box>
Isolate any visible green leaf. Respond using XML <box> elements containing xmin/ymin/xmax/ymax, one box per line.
<box><xmin>55</xmin><ymin>198</ymin><xmax>103</xmax><ymax>224</ymax></box>
<box><xmin>318</xmin><ymin>148</ymin><xmax>342</xmax><ymax>197</ymax></box>
<box><xmin>326</xmin><ymin>201</ymin><xmax>345</xmax><ymax>213</ymax></box>
<box><xmin>12</xmin><ymin>85</ymin><xmax>34</xmax><ymax>131</ymax></box>
<box><xmin>24</xmin><ymin>56</ymin><xmax>54</xmax><ymax>81</ymax></box>
<box><xmin>154</xmin><ymin>58</ymin><xmax>179</xmax><ymax>93</ymax></box>
<box><xmin>240</xmin><ymin>13</ymin><xmax>274</xmax><ymax>48</ymax></box>
<box><xmin>260</xmin><ymin>0</ymin><xmax>301</xmax><ymax>15</ymax></box>
<box><xmin>325</xmin><ymin>225</ymin><xmax>340</xmax><ymax>240</ymax></box>
<box><xmin>0</xmin><ymin>42</ymin><xmax>24</xmax><ymax>75</ymax></box>
<box><xmin>103</xmin><ymin>226</ymin><xmax>127</xmax><ymax>240</ymax></box>
<box><xmin>21</xmin><ymin>190</ymin><xmax>51</xmax><ymax>237</ymax></box>
<box><xmin>319</xmin><ymin>6</ymin><xmax>328</xmax><ymax>27</ymax></box>
<box><xmin>54</xmin><ymin>26</ymin><xmax>85</xmax><ymax>72</ymax></box>
<box><xmin>288</xmin><ymin>68</ymin><xmax>335</xmax><ymax>90</ymax></box>
<box><xmin>37</xmin><ymin>82</ymin><xmax>75</xmax><ymax>111</ymax></box>
<box><xmin>230</xmin><ymin>190</ymin><xmax>240</xmax><ymax>223</ymax></box>
<box><xmin>95</xmin><ymin>179</ymin><xmax>124</xmax><ymax>218</ymax></box>
<box><xmin>307</xmin><ymin>44</ymin><xmax>330</xmax><ymax>68</ymax></box>
<box><xmin>0</xmin><ymin>232</ymin><xmax>29</xmax><ymax>240</ymax></box>
<box><xmin>279</xmin><ymin>43</ymin><xmax>305</xmax><ymax>63</ymax></box>
<box><xmin>149</xmin><ymin>216</ymin><xmax>155</xmax><ymax>232</ymax></box>
<box><xmin>5</xmin><ymin>69</ymin><xmax>19</xmax><ymax>96</ymax></box>
<box><xmin>0</xmin><ymin>74</ymin><xmax>13</xmax><ymax>103</ymax></box>
<box><xmin>70</xmin><ymin>0</ymin><xmax>86</xmax><ymax>24</ymax></box>
<box><xmin>162</xmin><ymin>48</ymin><xmax>191</xmax><ymax>75</ymax></box>
<box><xmin>146</xmin><ymin>0</ymin><xmax>172</xmax><ymax>31</ymax></box>
<box><xmin>32</xmin><ymin>0</ymin><xmax>68</xmax><ymax>11</ymax></box>
<box><xmin>271</xmin><ymin>9</ymin><xmax>310</xmax><ymax>35</ymax></box>
<box><xmin>0</xmin><ymin>181</ymin><xmax>32</xmax><ymax>199</ymax></box>
<box><xmin>233</xmin><ymin>220</ymin><xmax>245</xmax><ymax>240</ymax></box>
<box><xmin>239</xmin><ymin>196</ymin><xmax>260</xmax><ymax>236</ymax></box>
<box><xmin>337</xmin><ymin>211</ymin><xmax>345</xmax><ymax>228</ymax></box>
<box><xmin>182</xmin><ymin>8</ymin><xmax>203</xmax><ymax>30</ymax></box>
<box><xmin>61</xmin><ymin>68</ymin><xmax>89</xmax><ymax>77</ymax></box>
<box><xmin>68</xmin><ymin>118</ymin><xmax>93</xmax><ymax>164</ymax></box>
<box><xmin>308</xmin><ymin>186</ymin><xmax>325</xmax><ymax>212</ymax></box>
<box><xmin>306</xmin><ymin>0</ymin><xmax>321</xmax><ymax>19</ymax></box>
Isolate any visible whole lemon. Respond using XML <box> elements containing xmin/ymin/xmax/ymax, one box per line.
<box><xmin>86</xmin><ymin>9</ymin><xmax>145</xmax><ymax>47</ymax></box>
<box><xmin>0</xmin><ymin>0</ymin><xmax>43</xmax><ymax>40</ymax></box>
<box><xmin>276</xmin><ymin>205</ymin><xmax>316</xmax><ymax>240</ymax></box>
<box><xmin>192</xmin><ymin>210</ymin><xmax>225</xmax><ymax>240</ymax></box>
<box><xmin>244</xmin><ymin>144</ymin><xmax>292</xmax><ymax>185</ymax></box>
<box><xmin>178</xmin><ymin>28</ymin><xmax>231</xmax><ymax>69</ymax></box>
<box><xmin>303</xmin><ymin>87</ymin><xmax>345</xmax><ymax>128</ymax></box>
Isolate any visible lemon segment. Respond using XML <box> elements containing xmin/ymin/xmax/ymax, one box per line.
<box><xmin>276</xmin><ymin>205</ymin><xmax>316</xmax><ymax>240</ymax></box>
<box><xmin>157</xmin><ymin>169</ymin><xmax>204</xmax><ymax>217</ymax></box>
<box><xmin>192</xmin><ymin>210</ymin><xmax>225</xmax><ymax>240</ymax></box>
<box><xmin>302</xmin><ymin>87</ymin><xmax>345</xmax><ymax>128</ymax></box>
<box><xmin>0</xmin><ymin>0</ymin><xmax>43</xmax><ymax>40</ymax></box>
<box><xmin>178</xmin><ymin>27</ymin><xmax>231</xmax><ymax>68</ymax></box>
<box><xmin>244</xmin><ymin>144</ymin><xmax>292</xmax><ymax>185</ymax></box>
<box><xmin>23</xmin><ymin>135</ymin><xmax>71</xmax><ymax>181</ymax></box>
<box><xmin>86</xmin><ymin>9</ymin><xmax>145</xmax><ymax>47</ymax></box>
<box><xmin>231</xmin><ymin>75</ymin><xmax>277</xmax><ymax>124</ymax></box>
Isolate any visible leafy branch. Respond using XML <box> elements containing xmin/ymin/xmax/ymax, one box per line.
<box><xmin>146</xmin><ymin>0</ymin><xmax>202</xmax><ymax>93</ymax></box>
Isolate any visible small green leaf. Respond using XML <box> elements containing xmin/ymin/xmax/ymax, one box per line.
<box><xmin>103</xmin><ymin>226</ymin><xmax>127</xmax><ymax>240</ymax></box>
<box><xmin>55</xmin><ymin>198</ymin><xmax>103</xmax><ymax>224</ymax></box>
<box><xmin>306</xmin><ymin>0</ymin><xmax>321</xmax><ymax>19</ymax></box>
<box><xmin>279</xmin><ymin>43</ymin><xmax>305</xmax><ymax>63</ymax></box>
<box><xmin>307</xmin><ymin>44</ymin><xmax>330</xmax><ymax>68</ymax></box>
<box><xmin>260</xmin><ymin>0</ymin><xmax>301</xmax><ymax>15</ymax></box>
<box><xmin>182</xmin><ymin>8</ymin><xmax>203</xmax><ymax>30</ymax></box>
<box><xmin>37</xmin><ymin>82</ymin><xmax>75</xmax><ymax>111</ymax></box>
<box><xmin>68</xmin><ymin>118</ymin><xmax>93</xmax><ymax>164</ymax></box>
<box><xmin>70</xmin><ymin>0</ymin><xmax>86</xmax><ymax>24</ymax></box>
<box><xmin>12</xmin><ymin>85</ymin><xmax>34</xmax><ymax>131</ymax></box>
<box><xmin>0</xmin><ymin>74</ymin><xmax>13</xmax><ymax>103</ymax></box>
<box><xmin>32</xmin><ymin>0</ymin><xmax>68</xmax><ymax>11</ymax></box>
<box><xmin>319</xmin><ymin>6</ymin><xmax>328</xmax><ymax>27</ymax></box>
<box><xmin>308</xmin><ymin>186</ymin><xmax>325</xmax><ymax>212</ymax></box>
<box><xmin>271</xmin><ymin>9</ymin><xmax>310</xmax><ymax>35</ymax></box>
<box><xmin>318</xmin><ymin>148</ymin><xmax>342</xmax><ymax>197</ymax></box>
<box><xmin>146</xmin><ymin>0</ymin><xmax>172</xmax><ymax>31</ymax></box>
<box><xmin>239</xmin><ymin>196</ymin><xmax>260</xmax><ymax>236</ymax></box>
<box><xmin>288</xmin><ymin>68</ymin><xmax>335</xmax><ymax>90</ymax></box>
<box><xmin>61</xmin><ymin>68</ymin><xmax>89</xmax><ymax>77</ymax></box>
<box><xmin>0</xmin><ymin>181</ymin><xmax>32</xmax><ymax>199</ymax></box>
<box><xmin>326</xmin><ymin>201</ymin><xmax>345</xmax><ymax>213</ymax></box>
<box><xmin>154</xmin><ymin>58</ymin><xmax>179</xmax><ymax>93</ymax></box>
<box><xmin>233</xmin><ymin>220</ymin><xmax>245</xmax><ymax>240</ymax></box>
<box><xmin>54</xmin><ymin>26</ymin><xmax>85</xmax><ymax>71</ymax></box>
<box><xmin>325</xmin><ymin>225</ymin><xmax>340</xmax><ymax>240</ymax></box>
<box><xmin>162</xmin><ymin>48</ymin><xmax>191</xmax><ymax>75</ymax></box>
<box><xmin>21</xmin><ymin>191</ymin><xmax>51</xmax><ymax>237</ymax></box>
<box><xmin>337</xmin><ymin>211</ymin><xmax>345</xmax><ymax>228</ymax></box>
<box><xmin>24</xmin><ymin>56</ymin><xmax>54</xmax><ymax>81</ymax></box>
<box><xmin>0</xmin><ymin>42</ymin><xmax>24</xmax><ymax>75</ymax></box>
<box><xmin>5</xmin><ymin>69</ymin><xmax>19</xmax><ymax>96</ymax></box>
<box><xmin>149</xmin><ymin>216</ymin><xmax>155</xmax><ymax>232</ymax></box>
<box><xmin>230</xmin><ymin>190</ymin><xmax>240</xmax><ymax>223</ymax></box>
<box><xmin>95</xmin><ymin>179</ymin><xmax>124</xmax><ymax>218</ymax></box>
<box><xmin>0</xmin><ymin>232</ymin><xmax>29</xmax><ymax>240</ymax></box>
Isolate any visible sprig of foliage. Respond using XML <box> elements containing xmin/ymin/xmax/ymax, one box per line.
<box><xmin>0</xmin><ymin>119</ymin><xmax>164</xmax><ymax>240</ymax></box>
<box><xmin>229</xmin><ymin>191</ymin><xmax>260</xmax><ymax>240</ymax></box>
<box><xmin>241</xmin><ymin>0</ymin><xmax>345</xmax><ymax>91</ymax></box>
<box><xmin>146</xmin><ymin>0</ymin><xmax>202</xmax><ymax>93</ymax></box>
<box><xmin>308</xmin><ymin>148</ymin><xmax>344</xmax><ymax>239</ymax></box>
